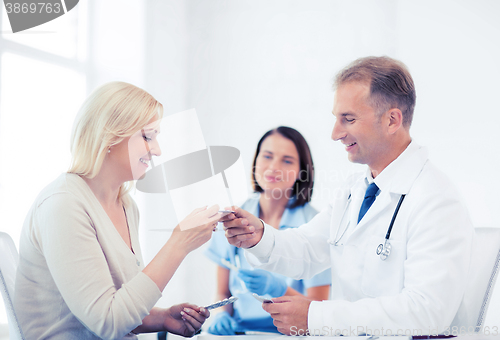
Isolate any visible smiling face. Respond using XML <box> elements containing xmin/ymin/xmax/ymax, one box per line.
<box><xmin>331</xmin><ymin>82</ymin><xmax>391</xmax><ymax>173</ymax></box>
<box><xmin>254</xmin><ymin>133</ymin><xmax>300</xmax><ymax>199</ymax></box>
<box><xmin>109</xmin><ymin>115</ymin><xmax>162</xmax><ymax>182</ymax></box>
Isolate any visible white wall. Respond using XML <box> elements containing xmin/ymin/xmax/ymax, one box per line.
<box><xmin>86</xmin><ymin>0</ymin><xmax>146</xmax><ymax>90</ymax></box>
<box><xmin>397</xmin><ymin>0</ymin><xmax>500</xmax><ymax>230</ymax></box>
<box><xmin>139</xmin><ymin>0</ymin><xmax>500</xmax><ymax>326</ymax></box>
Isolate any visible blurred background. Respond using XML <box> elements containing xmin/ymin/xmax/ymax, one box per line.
<box><xmin>1</xmin><ymin>0</ymin><xmax>499</xmax><ymax>335</ymax></box>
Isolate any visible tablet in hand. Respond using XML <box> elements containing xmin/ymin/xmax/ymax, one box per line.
<box><xmin>252</xmin><ymin>293</ymin><xmax>274</xmax><ymax>303</ymax></box>
<box><xmin>204</xmin><ymin>296</ymin><xmax>238</xmax><ymax>310</ymax></box>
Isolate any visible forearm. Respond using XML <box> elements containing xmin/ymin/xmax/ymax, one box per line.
<box><xmin>246</xmin><ymin>211</ymin><xmax>332</xmax><ymax>279</ymax></box>
<box><xmin>216</xmin><ymin>291</ymin><xmax>231</xmax><ymax>301</ymax></box>
<box><xmin>284</xmin><ymin>285</ymin><xmax>330</xmax><ymax>301</ymax></box>
<box><xmin>144</xmin><ymin>206</ymin><xmax>219</xmax><ymax>291</ymax></box>
<box><xmin>246</xmin><ymin>226</ymin><xmax>331</xmax><ymax>280</ymax></box>
<box><xmin>142</xmin><ymin>237</ymin><xmax>187</xmax><ymax>291</ymax></box>
<box><xmin>215</xmin><ymin>266</ymin><xmax>233</xmax><ymax>315</ymax></box>
<box><xmin>284</xmin><ymin>286</ymin><xmax>301</xmax><ymax>297</ymax></box>
<box><xmin>133</xmin><ymin>307</ymin><xmax>167</xmax><ymax>334</ymax></box>
<box><xmin>215</xmin><ymin>292</ymin><xmax>234</xmax><ymax>315</ymax></box>
<box><xmin>306</xmin><ymin>285</ymin><xmax>330</xmax><ymax>301</ymax></box>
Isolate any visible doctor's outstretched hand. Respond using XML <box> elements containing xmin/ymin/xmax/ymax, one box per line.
<box><xmin>262</xmin><ymin>295</ymin><xmax>311</xmax><ymax>335</ymax></box>
<box><xmin>220</xmin><ymin>206</ymin><xmax>264</xmax><ymax>248</ymax></box>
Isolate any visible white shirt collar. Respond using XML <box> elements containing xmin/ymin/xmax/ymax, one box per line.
<box><xmin>364</xmin><ymin>141</ymin><xmax>428</xmax><ymax>195</ymax></box>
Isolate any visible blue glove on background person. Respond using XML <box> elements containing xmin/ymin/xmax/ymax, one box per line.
<box><xmin>237</xmin><ymin>268</ymin><xmax>288</xmax><ymax>297</ymax></box>
<box><xmin>207</xmin><ymin>311</ymin><xmax>238</xmax><ymax>335</ymax></box>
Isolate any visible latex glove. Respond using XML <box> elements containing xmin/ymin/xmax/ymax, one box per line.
<box><xmin>207</xmin><ymin>311</ymin><xmax>238</xmax><ymax>335</ymax></box>
<box><xmin>237</xmin><ymin>268</ymin><xmax>288</xmax><ymax>297</ymax></box>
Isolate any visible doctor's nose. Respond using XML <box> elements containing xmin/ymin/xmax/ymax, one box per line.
<box><xmin>331</xmin><ymin>119</ymin><xmax>346</xmax><ymax>141</ymax></box>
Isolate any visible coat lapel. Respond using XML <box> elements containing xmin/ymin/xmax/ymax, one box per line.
<box><xmin>355</xmin><ymin>190</ymin><xmax>391</xmax><ymax>230</ymax></box>
<box><xmin>344</xmin><ymin>143</ymin><xmax>429</xmax><ymax>243</ymax></box>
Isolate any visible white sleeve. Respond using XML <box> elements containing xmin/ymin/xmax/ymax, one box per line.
<box><xmin>35</xmin><ymin>193</ymin><xmax>161</xmax><ymax>339</ymax></box>
<box><xmin>245</xmin><ymin>203</ymin><xmax>333</xmax><ymax>280</ymax></box>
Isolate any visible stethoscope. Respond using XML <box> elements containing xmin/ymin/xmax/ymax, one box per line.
<box><xmin>376</xmin><ymin>194</ymin><xmax>406</xmax><ymax>260</ymax></box>
<box><xmin>332</xmin><ymin>192</ymin><xmax>406</xmax><ymax>261</ymax></box>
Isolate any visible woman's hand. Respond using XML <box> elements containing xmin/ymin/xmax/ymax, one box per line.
<box><xmin>164</xmin><ymin>303</ymin><xmax>210</xmax><ymax>337</ymax></box>
<box><xmin>168</xmin><ymin>204</ymin><xmax>221</xmax><ymax>256</ymax></box>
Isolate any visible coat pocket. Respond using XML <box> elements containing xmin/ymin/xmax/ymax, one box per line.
<box><xmin>361</xmin><ymin>235</ymin><xmax>405</xmax><ymax>297</ymax></box>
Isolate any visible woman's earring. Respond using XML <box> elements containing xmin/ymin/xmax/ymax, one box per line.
<box><xmin>107</xmin><ymin>148</ymin><xmax>111</xmax><ymax>153</ymax></box>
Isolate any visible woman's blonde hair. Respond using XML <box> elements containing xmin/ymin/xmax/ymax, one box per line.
<box><xmin>68</xmin><ymin>81</ymin><xmax>163</xmax><ymax>202</ymax></box>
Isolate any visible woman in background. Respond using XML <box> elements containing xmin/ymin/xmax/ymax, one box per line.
<box><xmin>14</xmin><ymin>82</ymin><xmax>220</xmax><ymax>339</ymax></box>
<box><xmin>205</xmin><ymin>126</ymin><xmax>331</xmax><ymax>334</ymax></box>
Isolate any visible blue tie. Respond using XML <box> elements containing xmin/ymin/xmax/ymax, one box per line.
<box><xmin>358</xmin><ymin>183</ymin><xmax>379</xmax><ymax>224</ymax></box>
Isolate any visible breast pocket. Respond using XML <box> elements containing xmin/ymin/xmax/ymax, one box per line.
<box><xmin>361</xmin><ymin>235</ymin><xmax>405</xmax><ymax>298</ymax></box>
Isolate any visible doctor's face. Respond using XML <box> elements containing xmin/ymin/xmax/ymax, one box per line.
<box><xmin>331</xmin><ymin>82</ymin><xmax>389</xmax><ymax>171</ymax></box>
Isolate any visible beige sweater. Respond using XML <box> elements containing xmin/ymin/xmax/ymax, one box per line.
<box><xmin>14</xmin><ymin>173</ymin><xmax>162</xmax><ymax>340</ymax></box>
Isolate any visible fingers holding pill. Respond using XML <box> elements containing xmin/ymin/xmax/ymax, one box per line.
<box><xmin>165</xmin><ymin>303</ymin><xmax>209</xmax><ymax>337</ymax></box>
<box><xmin>222</xmin><ymin>207</ymin><xmax>264</xmax><ymax>248</ymax></box>
<box><xmin>180</xmin><ymin>307</ymin><xmax>205</xmax><ymax>330</ymax></box>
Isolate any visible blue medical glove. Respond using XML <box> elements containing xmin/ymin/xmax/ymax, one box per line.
<box><xmin>237</xmin><ymin>268</ymin><xmax>288</xmax><ymax>297</ymax></box>
<box><xmin>207</xmin><ymin>311</ymin><xmax>238</xmax><ymax>335</ymax></box>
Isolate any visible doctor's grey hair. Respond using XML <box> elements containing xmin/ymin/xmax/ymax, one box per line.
<box><xmin>334</xmin><ymin>56</ymin><xmax>416</xmax><ymax>128</ymax></box>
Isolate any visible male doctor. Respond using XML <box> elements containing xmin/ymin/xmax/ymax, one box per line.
<box><xmin>222</xmin><ymin>56</ymin><xmax>474</xmax><ymax>335</ymax></box>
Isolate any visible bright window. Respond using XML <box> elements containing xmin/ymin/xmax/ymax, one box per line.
<box><xmin>2</xmin><ymin>8</ymin><xmax>79</xmax><ymax>59</ymax></box>
<box><xmin>0</xmin><ymin>1</ymin><xmax>87</xmax><ymax>326</ymax></box>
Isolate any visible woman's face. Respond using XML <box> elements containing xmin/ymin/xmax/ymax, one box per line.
<box><xmin>110</xmin><ymin>114</ymin><xmax>162</xmax><ymax>181</ymax></box>
<box><xmin>254</xmin><ymin>133</ymin><xmax>300</xmax><ymax>200</ymax></box>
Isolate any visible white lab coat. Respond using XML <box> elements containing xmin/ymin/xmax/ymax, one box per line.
<box><xmin>246</xmin><ymin>142</ymin><xmax>474</xmax><ymax>335</ymax></box>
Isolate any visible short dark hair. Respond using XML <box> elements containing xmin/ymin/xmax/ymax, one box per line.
<box><xmin>334</xmin><ymin>56</ymin><xmax>416</xmax><ymax>127</ymax></box>
<box><xmin>251</xmin><ymin>126</ymin><xmax>314</xmax><ymax>208</ymax></box>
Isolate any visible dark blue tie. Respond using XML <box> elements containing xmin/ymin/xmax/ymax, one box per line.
<box><xmin>358</xmin><ymin>183</ymin><xmax>379</xmax><ymax>224</ymax></box>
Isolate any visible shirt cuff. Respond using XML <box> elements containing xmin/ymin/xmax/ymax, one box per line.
<box><xmin>246</xmin><ymin>220</ymin><xmax>276</xmax><ymax>263</ymax></box>
<box><xmin>308</xmin><ymin>300</ymin><xmax>355</xmax><ymax>335</ymax></box>
<box><xmin>308</xmin><ymin>300</ymin><xmax>324</xmax><ymax>331</ymax></box>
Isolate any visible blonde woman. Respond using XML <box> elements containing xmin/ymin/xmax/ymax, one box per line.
<box><xmin>14</xmin><ymin>82</ymin><xmax>220</xmax><ymax>339</ymax></box>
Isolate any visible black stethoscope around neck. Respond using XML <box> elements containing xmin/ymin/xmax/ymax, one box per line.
<box><xmin>333</xmin><ymin>192</ymin><xmax>406</xmax><ymax>261</ymax></box>
<box><xmin>375</xmin><ymin>194</ymin><xmax>406</xmax><ymax>260</ymax></box>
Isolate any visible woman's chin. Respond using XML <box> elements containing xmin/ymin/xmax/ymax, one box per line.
<box><xmin>131</xmin><ymin>169</ymin><xmax>147</xmax><ymax>181</ymax></box>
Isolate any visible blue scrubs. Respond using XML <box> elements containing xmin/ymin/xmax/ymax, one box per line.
<box><xmin>205</xmin><ymin>194</ymin><xmax>331</xmax><ymax>333</ymax></box>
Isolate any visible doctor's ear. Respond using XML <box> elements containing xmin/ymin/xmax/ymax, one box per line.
<box><xmin>387</xmin><ymin>108</ymin><xmax>403</xmax><ymax>134</ymax></box>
